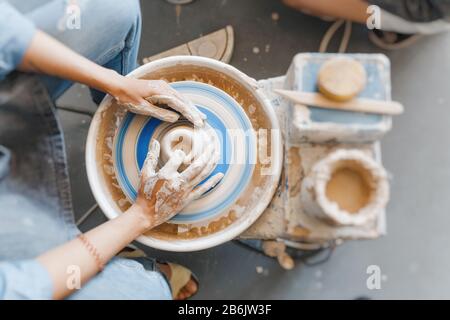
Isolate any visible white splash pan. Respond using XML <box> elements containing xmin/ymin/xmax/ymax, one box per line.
<box><xmin>86</xmin><ymin>56</ymin><xmax>282</xmax><ymax>252</ymax></box>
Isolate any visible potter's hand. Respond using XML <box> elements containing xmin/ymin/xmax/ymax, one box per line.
<box><xmin>135</xmin><ymin>140</ymin><xmax>223</xmax><ymax>228</ymax></box>
<box><xmin>110</xmin><ymin>77</ymin><xmax>206</xmax><ymax>127</ymax></box>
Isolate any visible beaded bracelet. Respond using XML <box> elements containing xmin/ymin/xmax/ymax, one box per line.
<box><xmin>77</xmin><ymin>234</ymin><xmax>105</xmax><ymax>272</ymax></box>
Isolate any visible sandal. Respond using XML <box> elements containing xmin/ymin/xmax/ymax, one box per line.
<box><xmin>163</xmin><ymin>262</ymin><xmax>200</xmax><ymax>300</ymax></box>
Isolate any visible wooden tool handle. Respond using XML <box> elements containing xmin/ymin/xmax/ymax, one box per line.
<box><xmin>275</xmin><ymin>90</ymin><xmax>404</xmax><ymax>116</ymax></box>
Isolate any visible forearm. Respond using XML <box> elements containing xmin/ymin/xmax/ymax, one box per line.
<box><xmin>18</xmin><ymin>30</ymin><xmax>120</xmax><ymax>94</ymax></box>
<box><xmin>282</xmin><ymin>0</ymin><xmax>370</xmax><ymax>24</ymax></box>
<box><xmin>37</xmin><ymin>204</ymin><xmax>151</xmax><ymax>299</ymax></box>
<box><xmin>15</xmin><ymin>30</ymin><xmax>206</xmax><ymax>126</ymax></box>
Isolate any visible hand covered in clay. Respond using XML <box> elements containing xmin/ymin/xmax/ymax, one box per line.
<box><xmin>135</xmin><ymin>140</ymin><xmax>223</xmax><ymax>228</ymax></box>
<box><xmin>110</xmin><ymin>77</ymin><xmax>206</xmax><ymax>127</ymax></box>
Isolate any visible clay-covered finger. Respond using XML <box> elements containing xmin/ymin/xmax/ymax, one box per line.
<box><xmin>189</xmin><ymin>173</ymin><xmax>224</xmax><ymax>201</ymax></box>
<box><xmin>154</xmin><ymin>95</ymin><xmax>204</xmax><ymax>127</ymax></box>
<box><xmin>141</xmin><ymin>140</ymin><xmax>160</xmax><ymax>179</ymax></box>
<box><xmin>160</xmin><ymin>149</ymin><xmax>186</xmax><ymax>175</ymax></box>
<box><xmin>125</xmin><ymin>100</ymin><xmax>180</xmax><ymax>122</ymax></box>
<box><xmin>189</xmin><ymin>149</ymin><xmax>220</xmax><ymax>186</ymax></box>
<box><xmin>180</xmin><ymin>144</ymin><xmax>214</xmax><ymax>181</ymax></box>
<box><xmin>185</xmin><ymin>99</ymin><xmax>207</xmax><ymax>124</ymax></box>
<box><xmin>148</xmin><ymin>95</ymin><xmax>205</xmax><ymax>128</ymax></box>
<box><xmin>169</xmin><ymin>89</ymin><xmax>208</xmax><ymax>122</ymax></box>
<box><xmin>147</xmin><ymin>80</ymin><xmax>205</xmax><ymax>121</ymax></box>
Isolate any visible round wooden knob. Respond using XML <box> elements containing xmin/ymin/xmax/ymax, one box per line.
<box><xmin>317</xmin><ymin>58</ymin><xmax>367</xmax><ymax>102</ymax></box>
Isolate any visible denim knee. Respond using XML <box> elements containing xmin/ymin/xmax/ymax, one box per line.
<box><xmin>31</xmin><ymin>0</ymin><xmax>142</xmax><ymax>99</ymax></box>
<box><xmin>27</xmin><ymin>0</ymin><xmax>142</xmax><ymax>65</ymax></box>
<box><xmin>95</xmin><ymin>0</ymin><xmax>141</xmax><ymax>36</ymax></box>
<box><xmin>87</xmin><ymin>0</ymin><xmax>142</xmax><ymax>67</ymax></box>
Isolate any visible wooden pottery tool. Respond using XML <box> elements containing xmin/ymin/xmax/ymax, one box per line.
<box><xmin>275</xmin><ymin>90</ymin><xmax>404</xmax><ymax>115</ymax></box>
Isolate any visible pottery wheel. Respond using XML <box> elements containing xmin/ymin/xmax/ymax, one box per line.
<box><xmin>113</xmin><ymin>81</ymin><xmax>256</xmax><ymax>225</ymax></box>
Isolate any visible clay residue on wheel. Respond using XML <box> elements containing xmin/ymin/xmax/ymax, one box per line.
<box><xmin>96</xmin><ymin>65</ymin><xmax>276</xmax><ymax>240</ymax></box>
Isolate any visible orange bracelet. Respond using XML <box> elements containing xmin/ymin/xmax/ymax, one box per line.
<box><xmin>77</xmin><ymin>234</ymin><xmax>105</xmax><ymax>272</ymax></box>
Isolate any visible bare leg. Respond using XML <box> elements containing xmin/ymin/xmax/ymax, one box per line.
<box><xmin>282</xmin><ymin>0</ymin><xmax>370</xmax><ymax>24</ymax></box>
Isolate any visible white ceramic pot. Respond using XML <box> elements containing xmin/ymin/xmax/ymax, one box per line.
<box><xmin>86</xmin><ymin>56</ymin><xmax>282</xmax><ymax>251</ymax></box>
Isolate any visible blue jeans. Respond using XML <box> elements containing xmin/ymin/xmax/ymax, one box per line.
<box><xmin>0</xmin><ymin>0</ymin><xmax>171</xmax><ymax>300</ymax></box>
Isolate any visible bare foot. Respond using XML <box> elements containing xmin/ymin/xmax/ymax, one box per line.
<box><xmin>157</xmin><ymin>263</ymin><xmax>198</xmax><ymax>300</ymax></box>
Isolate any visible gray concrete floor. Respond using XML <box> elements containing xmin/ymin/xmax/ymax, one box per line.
<box><xmin>57</xmin><ymin>0</ymin><xmax>450</xmax><ymax>299</ymax></box>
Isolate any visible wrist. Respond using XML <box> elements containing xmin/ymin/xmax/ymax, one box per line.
<box><xmin>127</xmin><ymin>203</ymin><xmax>155</xmax><ymax>233</ymax></box>
<box><xmin>97</xmin><ymin>68</ymin><xmax>123</xmax><ymax>96</ymax></box>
